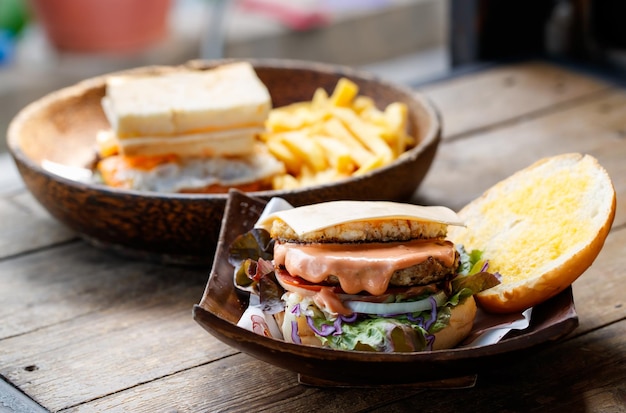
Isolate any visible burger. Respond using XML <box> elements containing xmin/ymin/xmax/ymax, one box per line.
<box><xmin>231</xmin><ymin>200</ymin><xmax>501</xmax><ymax>352</ymax></box>
<box><xmin>95</xmin><ymin>61</ymin><xmax>285</xmax><ymax>193</ymax></box>
<box><xmin>229</xmin><ymin>153</ymin><xmax>616</xmax><ymax>352</ymax></box>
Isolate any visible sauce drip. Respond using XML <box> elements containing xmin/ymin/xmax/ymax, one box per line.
<box><xmin>274</xmin><ymin>239</ymin><xmax>456</xmax><ymax>295</ymax></box>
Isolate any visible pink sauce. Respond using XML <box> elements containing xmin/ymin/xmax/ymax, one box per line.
<box><xmin>273</xmin><ymin>239</ymin><xmax>456</xmax><ymax>295</ymax></box>
<box><xmin>313</xmin><ymin>287</ymin><xmax>353</xmax><ymax>315</ymax></box>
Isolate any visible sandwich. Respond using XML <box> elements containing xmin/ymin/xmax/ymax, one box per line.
<box><xmin>231</xmin><ymin>200</ymin><xmax>501</xmax><ymax>352</ymax></box>
<box><xmin>95</xmin><ymin>62</ymin><xmax>285</xmax><ymax>193</ymax></box>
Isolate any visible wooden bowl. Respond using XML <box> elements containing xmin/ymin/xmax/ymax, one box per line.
<box><xmin>7</xmin><ymin>59</ymin><xmax>441</xmax><ymax>266</ymax></box>
<box><xmin>193</xmin><ymin>191</ymin><xmax>580</xmax><ymax>387</ymax></box>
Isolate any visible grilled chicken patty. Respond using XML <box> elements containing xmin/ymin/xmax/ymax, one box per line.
<box><xmin>270</xmin><ymin>218</ymin><xmax>449</xmax><ymax>244</ymax></box>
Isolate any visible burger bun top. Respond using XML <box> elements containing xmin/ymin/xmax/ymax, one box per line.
<box><xmin>448</xmin><ymin>153</ymin><xmax>616</xmax><ymax>313</ymax></box>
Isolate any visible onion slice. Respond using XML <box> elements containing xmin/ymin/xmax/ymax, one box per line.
<box><xmin>345</xmin><ymin>291</ymin><xmax>447</xmax><ymax>315</ymax></box>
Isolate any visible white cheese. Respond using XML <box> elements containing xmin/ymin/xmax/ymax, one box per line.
<box><xmin>256</xmin><ymin>200</ymin><xmax>464</xmax><ymax>236</ymax></box>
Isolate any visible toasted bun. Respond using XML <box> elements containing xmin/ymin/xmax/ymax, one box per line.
<box><xmin>432</xmin><ymin>296</ymin><xmax>477</xmax><ymax>350</ymax></box>
<box><xmin>448</xmin><ymin>153</ymin><xmax>616</xmax><ymax>313</ymax></box>
<box><xmin>269</xmin><ymin>218</ymin><xmax>449</xmax><ymax>243</ymax></box>
<box><xmin>256</xmin><ymin>200</ymin><xmax>463</xmax><ymax>243</ymax></box>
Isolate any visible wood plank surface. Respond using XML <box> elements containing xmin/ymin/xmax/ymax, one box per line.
<box><xmin>420</xmin><ymin>61</ymin><xmax>612</xmax><ymax>139</ymax></box>
<box><xmin>1</xmin><ymin>145</ymin><xmax>76</xmax><ymax>260</ymax></box>
<box><xmin>378</xmin><ymin>319</ymin><xmax>626</xmax><ymax>413</ymax></box>
<box><xmin>64</xmin><ymin>313</ymin><xmax>626</xmax><ymax>413</ymax></box>
<box><xmin>69</xmin><ymin>353</ymin><xmax>424</xmax><ymax>413</ymax></box>
<box><xmin>0</xmin><ymin>243</ymin><xmax>229</xmax><ymax>411</ymax></box>
<box><xmin>572</xmin><ymin>227</ymin><xmax>626</xmax><ymax>334</ymax></box>
<box><xmin>0</xmin><ymin>192</ymin><xmax>76</xmax><ymax>260</ymax></box>
<box><xmin>1</xmin><ymin>60</ymin><xmax>625</xmax><ymax>413</ymax></box>
<box><xmin>8</xmin><ymin>221</ymin><xmax>620</xmax><ymax>412</ymax></box>
<box><xmin>0</xmin><ymin>153</ymin><xmax>23</xmax><ymax>196</ymax></box>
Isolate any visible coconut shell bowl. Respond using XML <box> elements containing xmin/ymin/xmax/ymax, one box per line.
<box><xmin>6</xmin><ymin>59</ymin><xmax>441</xmax><ymax>266</ymax></box>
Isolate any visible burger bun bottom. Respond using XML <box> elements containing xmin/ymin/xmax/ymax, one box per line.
<box><xmin>432</xmin><ymin>296</ymin><xmax>477</xmax><ymax>350</ymax></box>
<box><xmin>276</xmin><ymin>296</ymin><xmax>477</xmax><ymax>352</ymax></box>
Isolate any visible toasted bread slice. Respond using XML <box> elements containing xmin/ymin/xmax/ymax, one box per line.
<box><xmin>448</xmin><ymin>153</ymin><xmax>616</xmax><ymax>313</ymax></box>
<box><xmin>102</xmin><ymin>62</ymin><xmax>271</xmax><ymax>137</ymax></box>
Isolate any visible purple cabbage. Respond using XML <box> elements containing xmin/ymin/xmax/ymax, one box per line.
<box><xmin>290</xmin><ymin>320</ymin><xmax>302</xmax><ymax>344</ymax></box>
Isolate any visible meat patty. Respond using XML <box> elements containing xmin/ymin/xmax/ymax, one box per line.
<box><xmin>325</xmin><ymin>250</ymin><xmax>460</xmax><ymax>288</ymax></box>
<box><xmin>270</xmin><ymin>218</ymin><xmax>450</xmax><ymax>244</ymax></box>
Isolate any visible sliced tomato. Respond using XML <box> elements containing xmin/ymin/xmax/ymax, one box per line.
<box><xmin>275</xmin><ymin>268</ymin><xmax>343</xmax><ymax>295</ymax></box>
<box><xmin>275</xmin><ymin>269</ymin><xmax>443</xmax><ymax>304</ymax></box>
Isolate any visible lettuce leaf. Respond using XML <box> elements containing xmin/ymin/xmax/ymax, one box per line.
<box><xmin>304</xmin><ymin>246</ymin><xmax>501</xmax><ymax>352</ymax></box>
<box><xmin>231</xmin><ymin>228</ymin><xmax>275</xmax><ymax>292</ymax></box>
<box><xmin>230</xmin><ymin>228</ymin><xmax>284</xmax><ymax>313</ymax></box>
<box><xmin>318</xmin><ymin>316</ymin><xmax>429</xmax><ymax>352</ymax></box>
<box><xmin>229</xmin><ymin>228</ymin><xmax>274</xmax><ymax>267</ymax></box>
<box><xmin>452</xmin><ymin>245</ymin><xmax>501</xmax><ymax>298</ymax></box>
<box><xmin>456</xmin><ymin>245</ymin><xmax>486</xmax><ymax>275</ymax></box>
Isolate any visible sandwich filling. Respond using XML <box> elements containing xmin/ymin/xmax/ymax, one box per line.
<box><xmin>97</xmin><ymin>145</ymin><xmax>284</xmax><ymax>193</ymax></box>
<box><xmin>95</xmin><ymin>62</ymin><xmax>285</xmax><ymax>192</ymax></box>
<box><xmin>273</xmin><ymin>239</ymin><xmax>457</xmax><ymax>295</ymax></box>
<box><xmin>233</xmin><ymin>200</ymin><xmax>501</xmax><ymax>352</ymax></box>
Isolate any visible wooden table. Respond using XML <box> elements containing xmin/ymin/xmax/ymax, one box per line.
<box><xmin>1</xmin><ymin>60</ymin><xmax>625</xmax><ymax>412</ymax></box>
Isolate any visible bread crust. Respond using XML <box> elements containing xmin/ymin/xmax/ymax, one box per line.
<box><xmin>432</xmin><ymin>296</ymin><xmax>477</xmax><ymax>350</ymax></box>
<box><xmin>449</xmin><ymin>153</ymin><xmax>616</xmax><ymax>313</ymax></box>
<box><xmin>284</xmin><ymin>296</ymin><xmax>477</xmax><ymax>351</ymax></box>
<box><xmin>270</xmin><ymin>219</ymin><xmax>449</xmax><ymax>244</ymax></box>
<box><xmin>476</xmin><ymin>207</ymin><xmax>614</xmax><ymax>313</ymax></box>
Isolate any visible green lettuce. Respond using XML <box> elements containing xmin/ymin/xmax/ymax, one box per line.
<box><xmin>305</xmin><ymin>246</ymin><xmax>500</xmax><ymax>352</ymax></box>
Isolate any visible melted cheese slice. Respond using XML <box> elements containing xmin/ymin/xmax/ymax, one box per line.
<box><xmin>256</xmin><ymin>200</ymin><xmax>464</xmax><ymax>236</ymax></box>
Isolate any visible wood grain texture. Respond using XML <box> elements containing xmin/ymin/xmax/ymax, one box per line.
<box><xmin>420</xmin><ymin>61</ymin><xmax>611</xmax><ymax>139</ymax></box>
<box><xmin>573</xmin><ymin>227</ymin><xmax>626</xmax><ymax>334</ymax></box>
<box><xmin>46</xmin><ymin>316</ymin><xmax>626</xmax><ymax>413</ymax></box>
<box><xmin>374</xmin><ymin>319</ymin><xmax>626</xmax><ymax>413</ymax></box>
<box><xmin>0</xmin><ymin>243</ymin><xmax>228</xmax><ymax>411</ymax></box>
<box><xmin>1</xmin><ymin>60</ymin><xmax>625</xmax><ymax>412</ymax></box>
<box><xmin>69</xmin><ymin>353</ymin><xmax>425</xmax><ymax>413</ymax></box>
<box><xmin>0</xmin><ymin>191</ymin><xmax>76</xmax><ymax>260</ymax></box>
<box><xmin>0</xmin><ymin>153</ymin><xmax>23</xmax><ymax>196</ymax></box>
<box><xmin>0</xmin><ymin>154</ymin><xmax>74</xmax><ymax>260</ymax></box>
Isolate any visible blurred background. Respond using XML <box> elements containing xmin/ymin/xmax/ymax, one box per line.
<box><xmin>0</xmin><ymin>0</ymin><xmax>450</xmax><ymax>155</ymax></box>
<box><xmin>2</xmin><ymin>0</ymin><xmax>625</xmax><ymax>155</ymax></box>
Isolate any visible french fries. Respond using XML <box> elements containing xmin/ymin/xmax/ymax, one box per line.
<box><xmin>260</xmin><ymin>78</ymin><xmax>415</xmax><ymax>189</ymax></box>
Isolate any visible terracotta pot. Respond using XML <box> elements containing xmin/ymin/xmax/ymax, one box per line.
<box><xmin>30</xmin><ymin>0</ymin><xmax>172</xmax><ymax>53</ymax></box>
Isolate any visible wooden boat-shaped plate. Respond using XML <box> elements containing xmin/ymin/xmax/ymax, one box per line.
<box><xmin>193</xmin><ymin>190</ymin><xmax>579</xmax><ymax>388</ymax></box>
